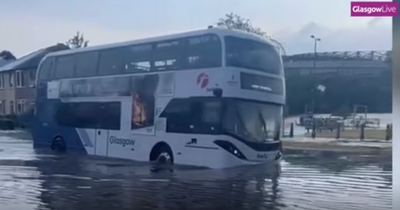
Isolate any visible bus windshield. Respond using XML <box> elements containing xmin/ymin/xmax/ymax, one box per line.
<box><xmin>223</xmin><ymin>100</ymin><xmax>282</xmax><ymax>142</ymax></box>
<box><xmin>224</xmin><ymin>36</ymin><xmax>282</xmax><ymax>75</ymax></box>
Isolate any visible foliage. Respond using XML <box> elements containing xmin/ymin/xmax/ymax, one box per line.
<box><xmin>215</xmin><ymin>13</ymin><xmax>286</xmax><ymax>55</ymax></box>
<box><xmin>216</xmin><ymin>13</ymin><xmax>267</xmax><ymax>36</ymax></box>
<box><xmin>66</xmin><ymin>31</ymin><xmax>89</xmax><ymax>49</ymax></box>
<box><xmin>0</xmin><ymin>50</ymin><xmax>16</xmax><ymax>60</ymax></box>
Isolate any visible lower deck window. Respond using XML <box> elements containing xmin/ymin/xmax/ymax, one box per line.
<box><xmin>55</xmin><ymin>102</ymin><xmax>121</xmax><ymax>130</ymax></box>
<box><xmin>159</xmin><ymin>98</ymin><xmax>222</xmax><ymax>134</ymax></box>
<box><xmin>159</xmin><ymin>98</ymin><xmax>283</xmax><ymax>141</ymax></box>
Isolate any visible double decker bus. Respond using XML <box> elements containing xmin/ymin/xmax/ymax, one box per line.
<box><xmin>32</xmin><ymin>28</ymin><xmax>285</xmax><ymax>169</ymax></box>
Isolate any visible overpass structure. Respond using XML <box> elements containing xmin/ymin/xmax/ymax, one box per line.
<box><xmin>283</xmin><ymin>50</ymin><xmax>391</xmax><ymax>78</ymax></box>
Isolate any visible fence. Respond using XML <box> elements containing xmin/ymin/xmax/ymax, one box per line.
<box><xmin>285</xmin><ymin>122</ymin><xmax>392</xmax><ymax>141</ymax></box>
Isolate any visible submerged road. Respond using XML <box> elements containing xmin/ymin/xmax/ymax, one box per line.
<box><xmin>0</xmin><ymin>131</ymin><xmax>392</xmax><ymax>210</ymax></box>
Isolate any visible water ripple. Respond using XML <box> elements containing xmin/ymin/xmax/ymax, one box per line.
<box><xmin>0</xmin><ymin>132</ymin><xmax>392</xmax><ymax>210</ymax></box>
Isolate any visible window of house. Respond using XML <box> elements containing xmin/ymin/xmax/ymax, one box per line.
<box><xmin>9</xmin><ymin>72</ymin><xmax>13</xmax><ymax>87</ymax></box>
<box><xmin>0</xmin><ymin>73</ymin><xmax>4</xmax><ymax>88</ymax></box>
<box><xmin>17</xmin><ymin>100</ymin><xmax>25</xmax><ymax>114</ymax></box>
<box><xmin>0</xmin><ymin>100</ymin><xmax>5</xmax><ymax>115</ymax></box>
<box><xmin>16</xmin><ymin>70</ymin><xmax>25</xmax><ymax>87</ymax></box>
<box><xmin>29</xmin><ymin>70</ymin><xmax>36</xmax><ymax>87</ymax></box>
<box><xmin>9</xmin><ymin>101</ymin><xmax>14</xmax><ymax>115</ymax></box>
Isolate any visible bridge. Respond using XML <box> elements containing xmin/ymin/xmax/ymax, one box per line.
<box><xmin>283</xmin><ymin>51</ymin><xmax>391</xmax><ymax>78</ymax></box>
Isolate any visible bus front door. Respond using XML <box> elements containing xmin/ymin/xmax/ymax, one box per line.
<box><xmin>95</xmin><ymin>129</ymin><xmax>109</xmax><ymax>157</ymax></box>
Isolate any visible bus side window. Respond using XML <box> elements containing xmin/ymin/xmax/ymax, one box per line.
<box><xmin>153</xmin><ymin>40</ymin><xmax>184</xmax><ymax>71</ymax></box>
<box><xmin>159</xmin><ymin>99</ymin><xmax>192</xmax><ymax>133</ymax></box>
<box><xmin>55</xmin><ymin>102</ymin><xmax>121</xmax><ymax>130</ymax></box>
<box><xmin>75</xmin><ymin>52</ymin><xmax>99</xmax><ymax>78</ymax></box>
<box><xmin>191</xmin><ymin>100</ymin><xmax>221</xmax><ymax>134</ymax></box>
<box><xmin>54</xmin><ymin>55</ymin><xmax>75</xmax><ymax>79</ymax></box>
<box><xmin>97</xmin><ymin>102</ymin><xmax>121</xmax><ymax>130</ymax></box>
<box><xmin>55</xmin><ymin>102</ymin><xmax>97</xmax><ymax>129</ymax></box>
<box><xmin>200</xmin><ymin>101</ymin><xmax>221</xmax><ymax>125</ymax></box>
<box><xmin>98</xmin><ymin>48</ymin><xmax>125</xmax><ymax>76</ymax></box>
<box><xmin>125</xmin><ymin>44</ymin><xmax>152</xmax><ymax>73</ymax></box>
<box><xmin>187</xmin><ymin>35</ymin><xmax>222</xmax><ymax>69</ymax></box>
<box><xmin>37</xmin><ymin>58</ymin><xmax>53</xmax><ymax>81</ymax></box>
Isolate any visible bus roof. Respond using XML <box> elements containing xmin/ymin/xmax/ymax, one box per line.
<box><xmin>46</xmin><ymin>28</ymin><xmax>276</xmax><ymax>58</ymax></box>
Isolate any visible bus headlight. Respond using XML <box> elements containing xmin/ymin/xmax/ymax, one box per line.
<box><xmin>214</xmin><ymin>140</ymin><xmax>247</xmax><ymax>160</ymax></box>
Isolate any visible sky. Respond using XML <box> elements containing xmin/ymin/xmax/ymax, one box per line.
<box><xmin>0</xmin><ymin>0</ymin><xmax>392</xmax><ymax>57</ymax></box>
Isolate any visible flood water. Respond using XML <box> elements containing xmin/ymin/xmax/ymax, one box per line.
<box><xmin>0</xmin><ymin>131</ymin><xmax>392</xmax><ymax>210</ymax></box>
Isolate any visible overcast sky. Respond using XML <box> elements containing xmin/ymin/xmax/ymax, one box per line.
<box><xmin>0</xmin><ymin>0</ymin><xmax>392</xmax><ymax>57</ymax></box>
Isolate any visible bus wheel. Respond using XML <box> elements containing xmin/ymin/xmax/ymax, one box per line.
<box><xmin>51</xmin><ymin>136</ymin><xmax>66</xmax><ymax>153</ymax></box>
<box><xmin>150</xmin><ymin>143</ymin><xmax>174</xmax><ymax>165</ymax></box>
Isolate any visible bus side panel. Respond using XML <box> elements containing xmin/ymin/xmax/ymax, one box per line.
<box><xmin>32</xmin><ymin>99</ymin><xmax>87</xmax><ymax>154</ymax></box>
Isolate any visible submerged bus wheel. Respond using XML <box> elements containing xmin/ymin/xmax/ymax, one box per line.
<box><xmin>150</xmin><ymin>143</ymin><xmax>174</xmax><ymax>165</ymax></box>
<box><xmin>51</xmin><ymin>136</ymin><xmax>66</xmax><ymax>153</ymax></box>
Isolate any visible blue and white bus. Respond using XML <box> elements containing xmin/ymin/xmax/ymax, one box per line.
<box><xmin>32</xmin><ymin>28</ymin><xmax>285</xmax><ymax>169</ymax></box>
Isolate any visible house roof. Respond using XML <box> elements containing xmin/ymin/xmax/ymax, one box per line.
<box><xmin>0</xmin><ymin>44</ymin><xmax>70</xmax><ymax>72</ymax></box>
<box><xmin>0</xmin><ymin>58</ymin><xmax>13</xmax><ymax>67</ymax></box>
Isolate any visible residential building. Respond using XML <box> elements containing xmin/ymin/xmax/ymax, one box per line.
<box><xmin>0</xmin><ymin>44</ymin><xmax>70</xmax><ymax>116</ymax></box>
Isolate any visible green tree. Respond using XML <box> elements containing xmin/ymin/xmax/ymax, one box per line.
<box><xmin>215</xmin><ymin>13</ymin><xmax>286</xmax><ymax>55</ymax></box>
<box><xmin>0</xmin><ymin>50</ymin><xmax>16</xmax><ymax>60</ymax></box>
<box><xmin>66</xmin><ymin>31</ymin><xmax>89</xmax><ymax>49</ymax></box>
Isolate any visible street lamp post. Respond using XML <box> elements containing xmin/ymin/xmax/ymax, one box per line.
<box><xmin>310</xmin><ymin>35</ymin><xmax>321</xmax><ymax>74</ymax></box>
<box><xmin>310</xmin><ymin>35</ymin><xmax>321</xmax><ymax>114</ymax></box>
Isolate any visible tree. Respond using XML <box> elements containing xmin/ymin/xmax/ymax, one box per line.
<box><xmin>0</xmin><ymin>50</ymin><xmax>16</xmax><ymax>60</ymax></box>
<box><xmin>215</xmin><ymin>13</ymin><xmax>286</xmax><ymax>55</ymax></box>
<box><xmin>66</xmin><ymin>31</ymin><xmax>89</xmax><ymax>49</ymax></box>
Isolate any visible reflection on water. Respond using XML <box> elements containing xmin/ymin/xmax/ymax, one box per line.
<box><xmin>0</xmin><ymin>132</ymin><xmax>392</xmax><ymax>210</ymax></box>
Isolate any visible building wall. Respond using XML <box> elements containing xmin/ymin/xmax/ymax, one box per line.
<box><xmin>0</xmin><ymin>68</ymin><xmax>36</xmax><ymax>115</ymax></box>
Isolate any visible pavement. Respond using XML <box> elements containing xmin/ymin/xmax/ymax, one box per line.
<box><xmin>281</xmin><ymin>136</ymin><xmax>392</xmax><ymax>152</ymax></box>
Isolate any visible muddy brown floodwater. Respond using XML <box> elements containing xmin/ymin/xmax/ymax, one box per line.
<box><xmin>0</xmin><ymin>131</ymin><xmax>392</xmax><ymax>210</ymax></box>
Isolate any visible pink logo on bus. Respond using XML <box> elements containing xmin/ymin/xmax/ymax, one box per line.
<box><xmin>197</xmin><ymin>73</ymin><xmax>209</xmax><ymax>88</ymax></box>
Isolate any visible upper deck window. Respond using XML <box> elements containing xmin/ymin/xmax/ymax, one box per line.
<box><xmin>75</xmin><ymin>51</ymin><xmax>98</xmax><ymax>77</ymax></box>
<box><xmin>54</xmin><ymin>55</ymin><xmax>75</xmax><ymax>79</ymax></box>
<box><xmin>125</xmin><ymin>44</ymin><xmax>153</xmax><ymax>73</ymax></box>
<box><xmin>37</xmin><ymin>57</ymin><xmax>54</xmax><ymax>82</ymax></box>
<box><xmin>224</xmin><ymin>36</ymin><xmax>282</xmax><ymax>75</ymax></box>
<box><xmin>186</xmin><ymin>35</ymin><xmax>222</xmax><ymax>69</ymax></box>
<box><xmin>151</xmin><ymin>34</ymin><xmax>222</xmax><ymax>71</ymax></box>
<box><xmin>99</xmin><ymin>48</ymin><xmax>125</xmax><ymax>75</ymax></box>
<box><xmin>40</xmin><ymin>34</ymin><xmax>223</xmax><ymax>81</ymax></box>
